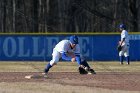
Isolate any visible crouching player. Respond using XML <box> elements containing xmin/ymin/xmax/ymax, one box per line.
<box><xmin>43</xmin><ymin>35</ymin><xmax>96</xmax><ymax>77</ymax></box>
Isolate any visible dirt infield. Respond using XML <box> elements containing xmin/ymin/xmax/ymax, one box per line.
<box><xmin>0</xmin><ymin>72</ymin><xmax>140</xmax><ymax>91</ymax></box>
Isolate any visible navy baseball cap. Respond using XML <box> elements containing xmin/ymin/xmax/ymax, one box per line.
<box><xmin>69</xmin><ymin>35</ymin><xmax>78</xmax><ymax>44</ymax></box>
<box><xmin>119</xmin><ymin>24</ymin><xmax>126</xmax><ymax>29</ymax></box>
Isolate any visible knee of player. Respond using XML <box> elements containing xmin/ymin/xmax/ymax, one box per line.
<box><xmin>50</xmin><ymin>60</ymin><xmax>58</xmax><ymax>66</ymax></box>
<box><xmin>119</xmin><ymin>51</ymin><xmax>124</xmax><ymax>56</ymax></box>
<box><xmin>124</xmin><ymin>53</ymin><xmax>129</xmax><ymax>57</ymax></box>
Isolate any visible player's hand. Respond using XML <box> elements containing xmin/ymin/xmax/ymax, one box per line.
<box><xmin>118</xmin><ymin>41</ymin><xmax>121</xmax><ymax>45</ymax></box>
<box><xmin>71</xmin><ymin>57</ymin><xmax>76</xmax><ymax>62</ymax></box>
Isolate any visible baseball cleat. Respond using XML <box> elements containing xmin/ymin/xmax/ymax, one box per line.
<box><xmin>42</xmin><ymin>72</ymin><xmax>46</xmax><ymax>75</ymax></box>
<box><xmin>88</xmin><ymin>69</ymin><xmax>96</xmax><ymax>74</ymax></box>
<box><xmin>88</xmin><ymin>71</ymin><xmax>94</xmax><ymax>74</ymax></box>
<box><xmin>120</xmin><ymin>62</ymin><xmax>123</xmax><ymax>65</ymax></box>
<box><xmin>42</xmin><ymin>73</ymin><xmax>48</xmax><ymax>78</ymax></box>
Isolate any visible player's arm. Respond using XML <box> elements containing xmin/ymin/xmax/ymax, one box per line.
<box><xmin>60</xmin><ymin>43</ymin><xmax>73</xmax><ymax>61</ymax></box>
<box><xmin>119</xmin><ymin>38</ymin><xmax>125</xmax><ymax>46</ymax></box>
<box><xmin>75</xmin><ymin>54</ymin><xmax>81</xmax><ymax>65</ymax></box>
<box><xmin>119</xmin><ymin>31</ymin><xmax>126</xmax><ymax>46</ymax></box>
<box><xmin>74</xmin><ymin>45</ymin><xmax>82</xmax><ymax>65</ymax></box>
<box><xmin>61</xmin><ymin>52</ymin><xmax>72</xmax><ymax>61</ymax></box>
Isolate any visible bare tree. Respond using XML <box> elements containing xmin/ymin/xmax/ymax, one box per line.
<box><xmin>128</xmin><ymin>0</ymin><xmax>140</xmax><ymax>32</ymax></box>
<box><xmin>0</xmin><ymin>0</ymin><xmax>140</xmax><ymax>33</ymax></box>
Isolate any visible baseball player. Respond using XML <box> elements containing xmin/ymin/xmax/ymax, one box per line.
<box><xmin>118</xmin><ymin>24</ymin><xmax>130</xmax><ymax>65</ymax></box>
<box><xmin>43</xmin><ymin>35</ymin><xmax>96</xmax><ymax>77</ymax></box>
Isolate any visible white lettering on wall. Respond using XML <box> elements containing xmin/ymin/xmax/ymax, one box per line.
<box><xmin>18</xmin><ymin>37</ymin><xmax>30</xmax><ymax>57</ymax></box>
<box><xmin>79</xmin><ymin>37</ymin><xmax>90</xmax><ymax>57</ymax></box>
<box><xmin>47</xmin><ymin>37</ymin><xmax>59</xmax><ymax>56</ymax></box>
<box><xmin>3</xmin><ymin>37</ymin><xmax>16</xmax><ymax>57</ymax></box>
<box><xmin>129</xmin><ymin>35</ymin><xmax>140</xmax><ymax>40</ymax></box>
<box><xmin>32</xmin><ymin>37</ymin><xmax>45</xmax><ymax>57</ymax></box>
<box><xmin>0</xmin><ymin>36</ymin><xmax>90</xmax><ymax>60</ymax></box>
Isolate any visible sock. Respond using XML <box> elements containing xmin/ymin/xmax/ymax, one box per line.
<box><xmin>44</xmin><ymin>63</ymin><xmax>52</xmax><ymax>73</ymax></box>
<box><xmin>81</xmin><ymin>60</ymin><xmax>90</xmax><ymax>68</ymax></box>
<box><xmin>120</xmin><ymin>56</ymin><xmax>124</xmax><ymax>63</ymax></box>
<box><xmin>126</xmin><ymin>56</ymin><xmax>130</xmax><ymax>64</ymax></box>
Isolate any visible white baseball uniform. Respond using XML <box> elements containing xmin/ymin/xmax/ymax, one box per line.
<box><xmin>50</xmin><ymin>40</ymin><xmax>80</xmax><ymax>65</ymax></box>
<box><xmin>119</xmin><ymin>30</ymin><xmax>129</xmax><ymax>57</ymax></box>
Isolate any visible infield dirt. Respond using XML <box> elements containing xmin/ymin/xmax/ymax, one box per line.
<box><xmin>0</xmin><ymin>72</ymin><xmax>140</xmax><ymax>91</ymax></box>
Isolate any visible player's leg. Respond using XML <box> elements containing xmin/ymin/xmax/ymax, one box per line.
<box><xmin>126</xmin><ymin>56</ymin><xmax>130</xmax><ymax>65</ymax></box>
<box><xmin>44</xmin><ymin>50</ymin><xmax>60</xmax><ymax>74</ymax></box>
<box><xmin>81</xmin><ymin>59</ymin><xmax>96</xmax><ymax>74</ymax></box>
<box><xmin>124</xmin><ymin>45</ymin><xmax>130</xmax><ymax>65</ymax></box>
<box><xmin>81</xmin><ymin>59</ymin><xmax>90</xmax><ymax>68</ymax></box>
<box><xmin>119</xmin><ymin>50</ymin><xmax>124</xmax><ymax>65</ymax></box>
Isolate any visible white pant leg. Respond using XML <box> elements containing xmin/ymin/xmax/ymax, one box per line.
<box><xmin>50</xmin><ymin>49</ymin><xmax>60</xmax><ymax>65</ymax></box>
<box><xmin>124</xmin><ymin>45</ymin><xmax>129</xmax><ymax>57</ymax></box>
<box><xmin>119</xmin><ymin>45</ymin><xmax>129</xmax><ymax>57</ymax></box>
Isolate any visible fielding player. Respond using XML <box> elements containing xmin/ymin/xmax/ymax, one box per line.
<box><xmin>43</xmin><ymin>35</ymin><xmax>96</xmax><ymax>77</ymax></box>
<box><xmin>118</xmin><ymin>24</ymin><xmax>130</xmax><ymax>65</ymax></box>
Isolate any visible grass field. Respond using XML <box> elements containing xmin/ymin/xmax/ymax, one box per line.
<box><xmin>0</xmin><ymin>61</ymin><xmax>140</xmax><ymax>72</ymax></box>
<box><xmin>0</xmin><ymin>61</ymin><xmax>140</xmax><ymax>93</ymax></box>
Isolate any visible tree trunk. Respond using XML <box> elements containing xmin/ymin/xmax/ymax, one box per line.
<box><xmin>128</xmin><ymin>0</ymin><xmax>139</xmax><ymax>32</ymax></box>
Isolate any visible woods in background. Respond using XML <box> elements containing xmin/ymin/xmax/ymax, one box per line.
<box><xmin>0</xmin><ymin>0</ymin><xmax>140</xmax><ymax>33</ymax></box>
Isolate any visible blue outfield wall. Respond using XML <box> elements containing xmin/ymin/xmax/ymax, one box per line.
<box><xmin>0</xmin><ymin>34</ymin><xmax>139</xmax><ymax>61</ymax></box>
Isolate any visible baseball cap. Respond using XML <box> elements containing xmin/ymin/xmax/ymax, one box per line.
<box><xmin>119</xmin><ymin>24</ymin><xmax>126</xmax><ymax>29</ymax></box>
<box><xmin>69</xmin><ymin>35</ymin><xmax>78</xmax><ymax>44</ymax></box>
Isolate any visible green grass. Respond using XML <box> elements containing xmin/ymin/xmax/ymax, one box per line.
<box><xmin>0</xmin><ymin>61</ymin><xmax>140</xmax><ymax>72</ymax></box>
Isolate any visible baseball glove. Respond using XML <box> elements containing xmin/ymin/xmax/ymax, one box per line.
<box><xmin>117</xmin><ymin>45</ymin><xmax>122</xmax><ymax>52</ymax></box>
<box><xmin>78</xmin><ymin>66</ymin><xmax>88</xmax><ymax>74</ymax></box>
